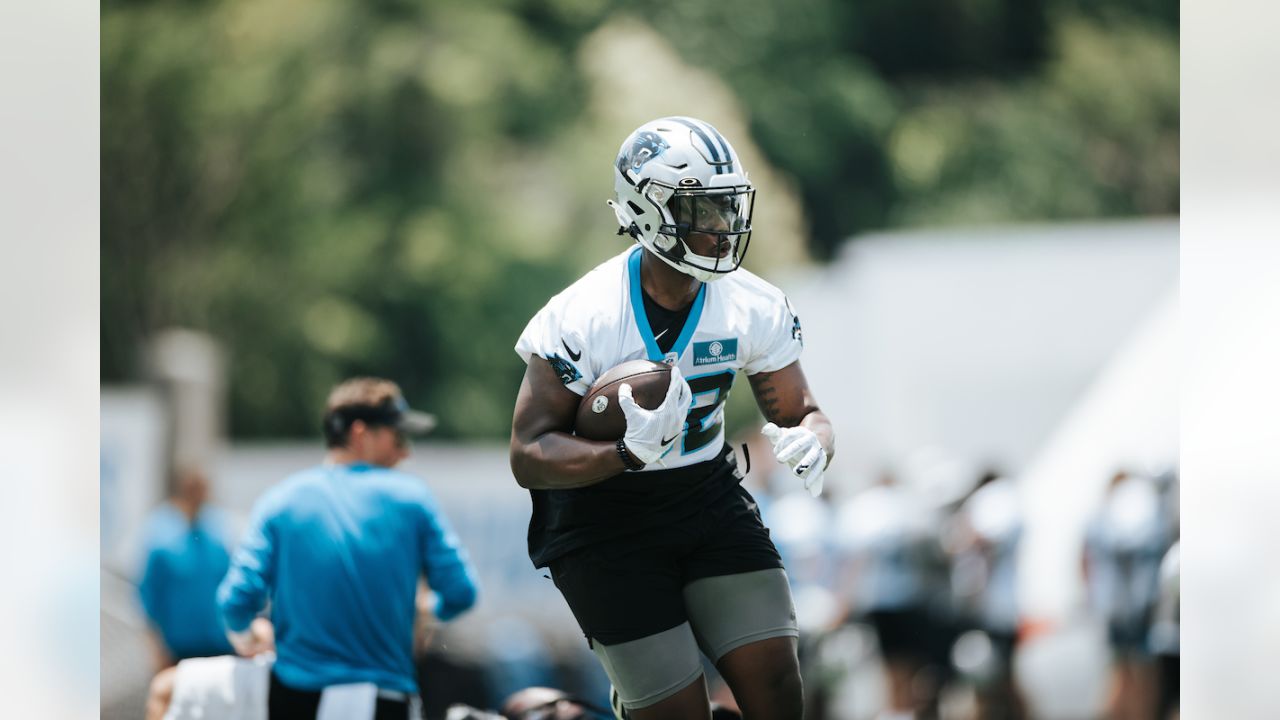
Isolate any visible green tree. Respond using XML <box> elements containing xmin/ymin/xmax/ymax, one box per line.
<box><xmin>103</xmin><ymin>0</ymin><xmax>611</xmax><ymax>438</ymax></box>
<box><xmin>103</xmin><ymin>0</ymin><xmax>1177</xmax><ymax>439</ymax></box>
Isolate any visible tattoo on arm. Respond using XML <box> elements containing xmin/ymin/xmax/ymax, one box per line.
<box><xmin>751</xmin><ymin>372</ymin><xmax>801</xmax><ymax>426</ymax></box>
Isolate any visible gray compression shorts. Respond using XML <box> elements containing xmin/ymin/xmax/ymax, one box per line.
<box><xmin>593</xmin><ymin>568</ymin><xmax>798</xmax><ymax>711</ymax></box>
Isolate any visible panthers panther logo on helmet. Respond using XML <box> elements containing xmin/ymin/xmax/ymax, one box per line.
<box><xmin>606</xmin><ymin>117</ymin><xmax>755</xmax><ymax>282</ymax></box>
<box><xmin>617</xmin><ymin>131</ymin><xmax>670</xmax><ymax>175</ymax></box>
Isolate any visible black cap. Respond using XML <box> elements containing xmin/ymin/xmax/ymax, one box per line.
<box><xmin>324</xmin><ymin>394</ymin><xmax>437</xmax><ymax>442</ymax></box>
<box><xmin>386</xmin><ymin>395</ymin><xmax>437</xmax><ymax>434</ymax></box>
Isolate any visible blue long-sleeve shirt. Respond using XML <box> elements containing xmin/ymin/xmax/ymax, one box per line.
<box><xmin>138</xmin><ymin>504</ymin><xmax>236</xmax><ymax>659</ymax></box>
<box><xmin>217</xmin><ymin>463</ymin><xmax>478</xmax><ymax>694</ymax></box>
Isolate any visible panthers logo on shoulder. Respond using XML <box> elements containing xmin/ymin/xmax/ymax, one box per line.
<box><xmin>617</xmin><ymin>131</ymin><xmax>670</xmax><ymax>175</ymax></box>
<box><xmin>785</xmin><ymin>297</ymin><xmax>803</xmax><ymax>345</ymax></box>
<box><xmin>548</xmin><ymin>354</ymin><xmax>582</xmax><ymax>386</ymax></box>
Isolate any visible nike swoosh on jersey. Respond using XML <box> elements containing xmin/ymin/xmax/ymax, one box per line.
<box><xmin>561</xmin><ymin>339</ymin><xmax>582</xmax><ymax>361</ymax></box>
<box><xmin>661</xmin><ymin>433</ymin><xmax>679</xmax><ymax>446</ymax></box>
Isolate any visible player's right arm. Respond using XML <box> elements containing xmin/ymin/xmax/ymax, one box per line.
<box><xmin>417</xmin><ymin>490</ymin><xmax>479</xmax><ymax>621</ymax></box>
<box><xmin>216</xmin><ymin>498</ymin><xmax>277</xmax><ymax>642</ymax></box>
<box><xmin>509</xmin><ymin>355</ymin><xmax>635</xmax><ymax>489</ymax></box>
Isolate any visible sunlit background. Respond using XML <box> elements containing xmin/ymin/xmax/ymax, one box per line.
<box><xmin>91</xmin><ymin>1</ymin><xmax>1189</xmax><ymax>718</ymax></box>
<box><xmin>0</xmin><ymin>0</ymin><xmax>1216</xmax><ymax>717</ymax></box>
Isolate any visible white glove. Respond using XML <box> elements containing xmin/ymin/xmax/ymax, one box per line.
<box><xmin>618</xmin><ymin>366</ymin><xmax>693</xmax><ymax>466</ymax></box>
<box><xmin>761</xmin><ymin>422</ymin><xmax>827</xmax><ymax>498</ymax></box>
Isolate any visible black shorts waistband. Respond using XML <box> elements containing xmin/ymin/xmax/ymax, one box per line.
<box><xmin>269</xmin><ymin>671</ymin><xmax>414</xmax><ymax>719</ymax></box>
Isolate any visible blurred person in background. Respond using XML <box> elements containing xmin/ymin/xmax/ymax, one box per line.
<box><xmin>510</xmin><ymin>117</ymin><xmax>835</xmax><ymax>720</ymax></box>
<box><xmin>1083</xmin><ymin>470</ymin><xmax>1173</xmax><ymax>720</ymax></box>
<box><xmin>832</xmin><ymin>470</ymin><xmax>943</xmax><ymax>720</ymax></box>
<box><xmin>216</xmin><ymin>377</ymin><xmax>479</xmax><ymax>719</ymax></box>
<box><xmin>440</xmin><ymin>686</ymin><xmax>598</xmax><ymax>720</ymax></box>
<box><xmin>137</xmin><ymin>466</ymin><xmax>236</xmax><ymax>672</ymax></box>
<box><xmin>945</xmin><ymin>470</ymin><xmax>1025</xmax><ymax>720</ymax></box>
<box><xmin>1153</xmin><ymin>469</ymin><xmax>1179</xmax><ymax>542</ymax></box>
<box><xmin>502</xmin><ymin>686</ymin><xmax>614</xmax><ymax>720</ymax></box>
<box><xmin>759</xmin><ymin>458</ymin><xmax>839</xmax><ymax>719</ymax></box>
<box><xmin>1149</xmin><ymin>540</ymin><xmax>1179</xmax><ymax>720</ymax></box>
<box><xmin>1148</xmin><ymin>468</ymin><xmax>1179</xmax><ymax>720</ymax></box>
<box><xmin>445</xmin><ymin>684</ymin><xmax>729</xmax><ymax>720</ymax></box>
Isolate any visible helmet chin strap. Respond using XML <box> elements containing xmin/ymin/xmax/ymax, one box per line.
<box><xmin>651</xmin><ymin>248</ymin><xmax>710</xmax><ymax>281</ymax></box>
<box><xmin>657</xmin><ymin>237</ymin><xmax>736</xmax><ymax>282</ymax></box>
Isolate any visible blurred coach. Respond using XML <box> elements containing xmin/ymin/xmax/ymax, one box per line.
<box><xmin>137</xmin><ymin>466</ymin><xmax>236</xmax><ymax>671</ymax></box>
<box><xmin>217</xmin><ymin>377</ymin><xmax>479</xmax><ymax>719</ymax></box>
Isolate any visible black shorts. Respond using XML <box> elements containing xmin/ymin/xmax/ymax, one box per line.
<box><xmin>866</xmin><ymin>608</ymin><xmax>933</xmax><ymax>663</ymax></box>
<box><xmin>1156</xmin><ymin>653</ymin><xmax>1179</xmax><ymax>718</ymax></box>
<box><xmin>548</xmin><ymin>484</ymin><xmax>784</xmax><ymax>646</ymax></box>
<box><xmin>1108</xmin><ymin>617</ymin><xmax>1152</xmax><ymax>657</ymax></box>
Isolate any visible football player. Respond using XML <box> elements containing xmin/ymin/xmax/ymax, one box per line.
<box><xmin>510</xmin><ymin>117</ymin><xmax>835</xmax><ymax>719</ymax></box>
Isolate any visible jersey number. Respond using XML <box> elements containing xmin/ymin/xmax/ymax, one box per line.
<box><xmin>683</xmin><ymin>371</ymin><xmax>735</xmax><ymax>455</ymax></box>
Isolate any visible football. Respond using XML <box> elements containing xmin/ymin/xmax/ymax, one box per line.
<box><xmin>573</xmin><ymin>359</ymin><xmax>672</xmax><ymax>441</ymax></box>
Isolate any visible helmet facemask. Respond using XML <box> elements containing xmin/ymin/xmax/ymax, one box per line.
<box><xmin>647</xmin><ymin>182</ymin><xmax>754</xmax><ymax>281</ymax></box>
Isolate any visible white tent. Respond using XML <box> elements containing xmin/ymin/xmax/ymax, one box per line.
<box><xmin>1017</xmin><ymin>291</ymin><xmax>1179</xmax><ymax>620</ymax></box>
<box><xmin>782</xmin><ymin>219</ymin><xmax>1178</xmax><ymax>490</ymax></box>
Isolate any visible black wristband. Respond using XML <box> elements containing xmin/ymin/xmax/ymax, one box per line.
<box><xmin>616</xmin><ymin>438</ymin><xmax>645</xmax><ymax>471</ymax></box>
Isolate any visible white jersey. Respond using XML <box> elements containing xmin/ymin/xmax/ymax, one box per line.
<box><xmin>516</xmin><ymin>245</ymin><xmax>804</xmax><ymax>469</ymax></box>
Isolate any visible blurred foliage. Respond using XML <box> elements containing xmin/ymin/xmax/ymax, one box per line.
<box><xmin>646</xmin><ymin>0</ymin><xmax>1177</xmax><ymax>258</ymax></box>
<box><xmin>102</xmin><ymin>0</ymin><xmax>1177</xmax><ymax>440</ymax></box>
<box><xmin>103</xmin><ymin>0</ymin><xmax>609</xmax><ymax>438</ymax></box>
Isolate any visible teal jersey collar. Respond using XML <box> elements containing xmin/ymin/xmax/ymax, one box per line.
<box><xmin>628</xmin><ymin>246</ymin><xmax>706</xmax><ymax>363</ymax></box>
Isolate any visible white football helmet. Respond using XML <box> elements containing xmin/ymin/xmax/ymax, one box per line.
<box><xmin>607</xmin><ymin>117</ymin><xmax>755</xmax><ymax>282</ymax></box>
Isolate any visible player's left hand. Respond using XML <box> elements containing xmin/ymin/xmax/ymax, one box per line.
<box><xmin>761</xmin><ymin>422</ymin><xmax>827</xmax><ymax>498</ymax></box>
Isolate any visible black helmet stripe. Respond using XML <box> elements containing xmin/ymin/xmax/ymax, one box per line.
<box><xmin>669</xmin><ymin>116</ymin><xmax>729</xmax><ymax>175</ymax></box>
<box><xmin>697</xmin><ymin>119</ymin><xmax>735</xmax><ymax>174</ymax></box>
